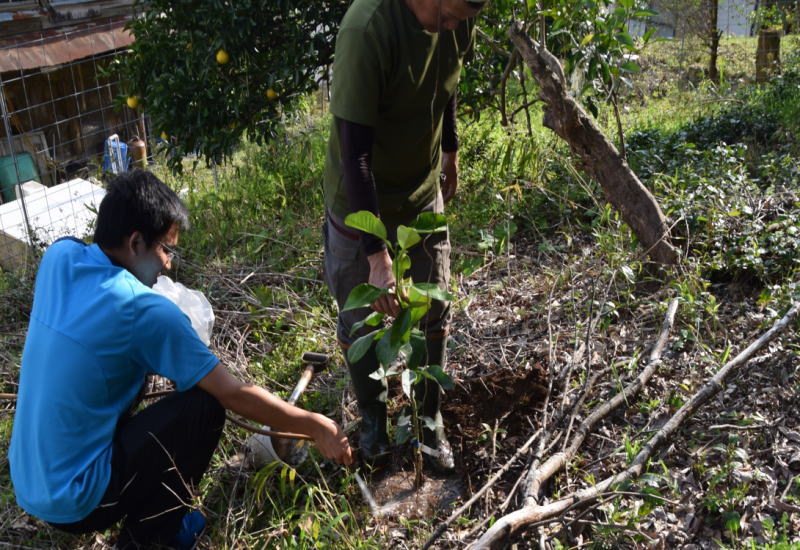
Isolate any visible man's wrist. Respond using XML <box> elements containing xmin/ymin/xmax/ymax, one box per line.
<box><xmin>362</xmin><ymin>237</ymin><xmax>387</xmax><ymax>257</ymax></box>
<box><xmin>305</xmin><ymin>412</ymin><xmax>332</xmax><ymax>441</ymax></box>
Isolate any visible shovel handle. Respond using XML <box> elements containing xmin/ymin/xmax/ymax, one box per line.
<box><xmin>287</xmin><ymin>364</ymin><xmax>316</xmax><ymax>405</ymax></box>
<box><xmin>226</xmin><ymin>414</ymin><xmax>313</xmax><ymax>441</ymax></box>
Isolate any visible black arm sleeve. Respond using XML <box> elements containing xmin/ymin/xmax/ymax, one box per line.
<box><xmin>441</xmin><ymin>92</ymin><xmax>458</xmax><ymax>153</ymax></box>
<box><xmin>336</xmin><ymin>116</ymin><xmax>386</xmax><ymax>256</ymax></box>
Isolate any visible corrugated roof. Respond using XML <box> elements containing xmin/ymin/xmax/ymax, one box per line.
<box><xmin>0</xmin><ymin>19</ymin><xmax>133</xmax><ymax>73</ymax></box>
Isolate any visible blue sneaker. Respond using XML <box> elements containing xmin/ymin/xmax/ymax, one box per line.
<box><xmin>173</xmin><ymin>510</ymin><xmax>206</xmax><ymax>550</ymax></box>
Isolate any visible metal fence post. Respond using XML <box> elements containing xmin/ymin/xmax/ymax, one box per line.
<box><xmin>0</xmin><ymin>73</ymin><xmax>34</xmax><ymax>251</ymax></box>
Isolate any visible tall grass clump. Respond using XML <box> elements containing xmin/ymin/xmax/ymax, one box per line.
<box><xmin>157</xmin><ymin>106</ymin><xmax>331</xmax><ymax>273</ymax></box>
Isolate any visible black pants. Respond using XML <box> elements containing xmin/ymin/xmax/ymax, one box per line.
<box><xmin>49</xmin><ymin>387</ymin><xmax>225</xmax><ymax>548</ymax></box>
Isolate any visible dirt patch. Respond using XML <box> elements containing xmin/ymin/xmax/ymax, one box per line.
<box><xmin>347</xmin><ymin>365</ymin><xmax>548</xmax><ymax>524</ymax></box>
<box><xmin>444</xmin><ymin>365</ymin><xmax>548</xmax><ymax>450</ymax></box>
<box><xmin>366</xmin><ymin>470</ymin><xmax>464</xmax><ymax>520</ymax></box>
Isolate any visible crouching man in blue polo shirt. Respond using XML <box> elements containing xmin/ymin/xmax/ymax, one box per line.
<box><xmin>9</xmin><ymin>170</ymin><xmax>353</xmax><ymax>548</ymax></box>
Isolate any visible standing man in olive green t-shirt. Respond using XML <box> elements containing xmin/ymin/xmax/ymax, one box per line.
<box><xmin>323</xmin><ymin>0</ymin><xmax>484</xmax><ymax>472</ymax></box>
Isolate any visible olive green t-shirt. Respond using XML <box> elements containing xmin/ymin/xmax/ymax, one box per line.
<box><xmin>324</xmin><ymin>0</ymin><xmax>475</xmax><ymax>227</ymax></box>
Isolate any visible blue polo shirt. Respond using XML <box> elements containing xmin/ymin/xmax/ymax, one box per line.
<box><xmin>9</xmin><ymin>239</ymin><xmax>219</xmax><ymax>523</ymax></box>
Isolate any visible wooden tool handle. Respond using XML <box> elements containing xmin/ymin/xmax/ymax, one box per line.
<box><xmin>226</xmin><ymin>414</ymin><xmax>313</xmax><ymax>441</ymax></box>
<box><xmin>287</xmin><ymin>364</ymin><xmax>315</xmax><ymax>405</ymax></box>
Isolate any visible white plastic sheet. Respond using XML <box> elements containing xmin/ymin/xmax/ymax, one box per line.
<box><xmin>152</xmin><ymin>275</ymin><xmax>214</xmax><ymax>345</ymax></box>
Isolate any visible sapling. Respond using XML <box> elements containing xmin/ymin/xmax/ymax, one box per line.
<box><xmin>341</xmin><ymin>210</ymin><xmax>454</xmax><ymax>487</ymax></box>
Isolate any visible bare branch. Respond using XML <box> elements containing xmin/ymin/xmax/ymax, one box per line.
<box><xmin>470</xmin><ymin>301</ymin><xmax>798</xmax><ymax>549</ymax></box>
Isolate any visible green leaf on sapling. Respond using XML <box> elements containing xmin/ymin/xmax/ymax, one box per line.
<box><xmin>408</xmin><ymin>303</ymin><xmax>430</xmax><ymax>326</ymax></box>
<box><xmin>409</xmin><ymin>212</ymin><xmax>447</xmax><ymax>233</ymax></box>
<box><xmin>407</xmin><ymin>330</ymin><xmax>426</xmax><ymax>370</ymax></box>
<box><xmin>401</xmin><ymin>369</ymin><xmax>417</xmax><ymax>399</ymax></box>
<box><xmin>394</xmin><ymin>255</ymin><xmax>411</xmax><ymax>280</ymax></box>
<box><xmin>615</xmin><ymin>32</ymin><xmax>635</xmax><ymax>48</ymax></box>
<box><xmin>368</xmin><ymin>365</ymin><xmax>386</xmax><ymax>381</ymax></box>
<box><xmin>423</xmin><ymin>364</ymin><xmax>454</xmax><ymax>390</ymax></box>
<box><xmin>376</xmin><ymin>329</ymin><xmax>402</xmax><ymax>368</ymax></box>
<box><xmin>344</xmin><ymin>210</ymin><xmax>387</xmax><ymax>241</ymax></box>
<box><xmin>390</xmin><ymin>309</ymin><xmax>412</xmax><ymax>346</ymax></box>
<box><xmin>397</xmin><ymin>225</ymin><xmax>421</xmax><ymax>250</ymax></box>
<box><xmin>396</xmin><ymin>409</ymin><xmax>412</xmax><ymax>444</ymax></box>
<box><xmin>348</xmin><ymin>329</ymin><xmax>381</xmax><ymax>363</ymax></box>
<box><xmin>412</xmin><ymin>282</ymin><xmax>453</xmax><ymax>302</ymax></box>
<box><xmin>620</xmin><ymin>61</ymin><xmax>642</xmax><ymax>73</ymax></box>
<box><xmin>343</xmin><ymin>283</ymin><xmax>387</xmax><ymax>311</ymax></box>
<box><xmin>349</xmin><ymin>310</ymin><xmax>385</xmax><ymax>336</ymax></box>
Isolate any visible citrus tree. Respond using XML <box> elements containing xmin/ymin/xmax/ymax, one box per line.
<box><xmin>119</xmin><ymin>0</ymin><xmax>348</xmax><ymax>171</ymax></box>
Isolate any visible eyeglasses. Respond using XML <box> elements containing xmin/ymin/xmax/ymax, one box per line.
<box><xmin>157</xmin><ymin>241</ymin><xmax>179</xmax><ymax>263</ymax></box>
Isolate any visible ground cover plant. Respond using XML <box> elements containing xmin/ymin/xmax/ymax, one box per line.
<box><xmin>1</xmin><ymin>28</ymin><xmax>800</xmax><ymax>550</ymax></box>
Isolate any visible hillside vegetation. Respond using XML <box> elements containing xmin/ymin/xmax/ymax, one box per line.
<box><xmin>1</xmin><ymin>34</ymin><xmax>800</xmax><ymax>549</ymax></box>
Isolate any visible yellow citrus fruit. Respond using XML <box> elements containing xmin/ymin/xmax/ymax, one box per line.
<box><xmin>216</xmin><ymin>49</ymin><xmax>230</xmax><ymax>64</ymax></box>
<box><xmin>126</xmin><ymin>96</ymin><xmax>139</xmax><ymax>109</ymax></box>
<box><xmin>160</xmin><ymin>131</ymin><xmax>168</xmax><ymax>140</ymax></box>
<box><xmin>266</xmin><ymin>88</ymin><xmax>278</xmax><ymax>100</ymax></box>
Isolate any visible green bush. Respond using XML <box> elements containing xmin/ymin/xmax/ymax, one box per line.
<box><xmin>120</xmin><ymin>0</ymin><xmax>347</xmax><ymax>171</ymax></box>
<box><xmin>620</xmin><ymin>62</ymin><xmax>800</xmax><ymax>286</ymax></box>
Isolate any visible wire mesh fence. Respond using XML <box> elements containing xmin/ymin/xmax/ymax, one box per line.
<box><xmin>0</xmin><ymin>17</ymin><xmax>147</xmax><ymax>271</ymax></box>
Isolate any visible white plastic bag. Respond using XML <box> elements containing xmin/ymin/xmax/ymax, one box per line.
<box><xmin>152</xmin><ymin>275</ymin><xmax>215</xmax><ymax>345</ymax></box>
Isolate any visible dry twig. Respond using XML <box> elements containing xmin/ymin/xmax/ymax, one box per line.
<box><xmin>470</xmin><ymin>301</ymin><xmax>798</xmax><ymax>549</ymax></box>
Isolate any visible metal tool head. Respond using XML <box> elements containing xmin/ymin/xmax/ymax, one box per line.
<box><xmin>302</xmin><ymin>351</ymin><xmax>330</xmax><ymax>373</ymax></box>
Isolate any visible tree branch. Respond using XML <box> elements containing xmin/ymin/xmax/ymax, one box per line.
<box><xmin>507</xmin><ymin>21</ymin><xmax>680</xmax><ymax>265</ymax></box>
<box><xmin>470</xmin><ymin>301</ymin><xmax>799</xmax><ymax>549</ymax></box>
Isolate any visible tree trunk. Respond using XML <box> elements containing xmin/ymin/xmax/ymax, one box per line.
<box><xmin>507</xmin><ymin>22</ymin><xmax>679</xmax><ymax>265</ymax></box>
<box><xmin>756</xmin><ymin>29</ymin><xmax>782</xmax><ymax>82</ymax></box>
<box><xmin>707</xmin><ymin>0</ymin><xmax>721</xmax><ymax>85</ymax></box>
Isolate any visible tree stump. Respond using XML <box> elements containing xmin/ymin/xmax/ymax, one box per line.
<box><xmin>756</xmin><ymin>29</ymin><xmax>781</xmax><ymax>83</ymax></box>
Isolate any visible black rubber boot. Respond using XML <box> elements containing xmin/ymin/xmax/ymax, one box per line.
<box><xmin>346</xmin><ymin>351</ymin><xmax>390</xmax><ymax>466</ymax></box>
<box><xmin>417</xmin><ymin>335</ymin><xmax>455</xmax><ymax>473</ymax></box>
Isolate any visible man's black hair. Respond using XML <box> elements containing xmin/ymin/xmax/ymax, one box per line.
<box><xmin>94</xmin><ymin>170</ymin><xmax>189</xmax><ymax>248</ymax></box>
<box><xmin>466</xmin><ymin>1</ymin><xmax>485</xmax><ymax>8</ymax></box>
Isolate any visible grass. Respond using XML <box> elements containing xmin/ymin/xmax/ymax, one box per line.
<box><xmin>1</xmin><ymin>31</ymin><xmax>800</xmax><ymax>549</ymax></box>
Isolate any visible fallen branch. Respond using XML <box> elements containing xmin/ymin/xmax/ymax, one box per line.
<box><xmin>421</xmin><ymin>429</ymin><xmax>542</xmax><ymax>550</ymax></box>
<box><xmin>508</xmin><ymin>21</ymin><xmax>679</xmax><ymax>265</ymax></box>
<box><xmin>423</xmin><ymin>298</ymin><xmax>678</xmax><ymax>549</ymax></box>
<box><xmin>470</xmin><ymin>302</ymin><xmax>799</xmax><ymax>549</ymax></box>
<box><xmin>524</xmin><ymin>298</ymin><xmax>678</xmax><ymax>506</ymax></box>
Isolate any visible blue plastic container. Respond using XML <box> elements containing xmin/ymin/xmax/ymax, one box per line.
<box><xmin>103</xmin><ymin>137</ymin><xmax>130</xmax><ymax>174</ymax></box>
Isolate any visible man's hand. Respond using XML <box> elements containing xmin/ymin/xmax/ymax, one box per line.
<box><xmin>198</xmin><ymin>365</ymin><xmax>353</xmax><ymax>466</ymax></box>
<box><xmin>441</xmin><ymin>151</ymin><xmax>459</xmax><ymax>204</ymax></box>
<box><xmin>309</xmin><ymin>413</ymin><xmax>354</xmax><ymax>466</ymax></box>
<box><xmin>367</xmin><ymin>248</ymin><xmax>400</xmax><ymax>317</ymax></box>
